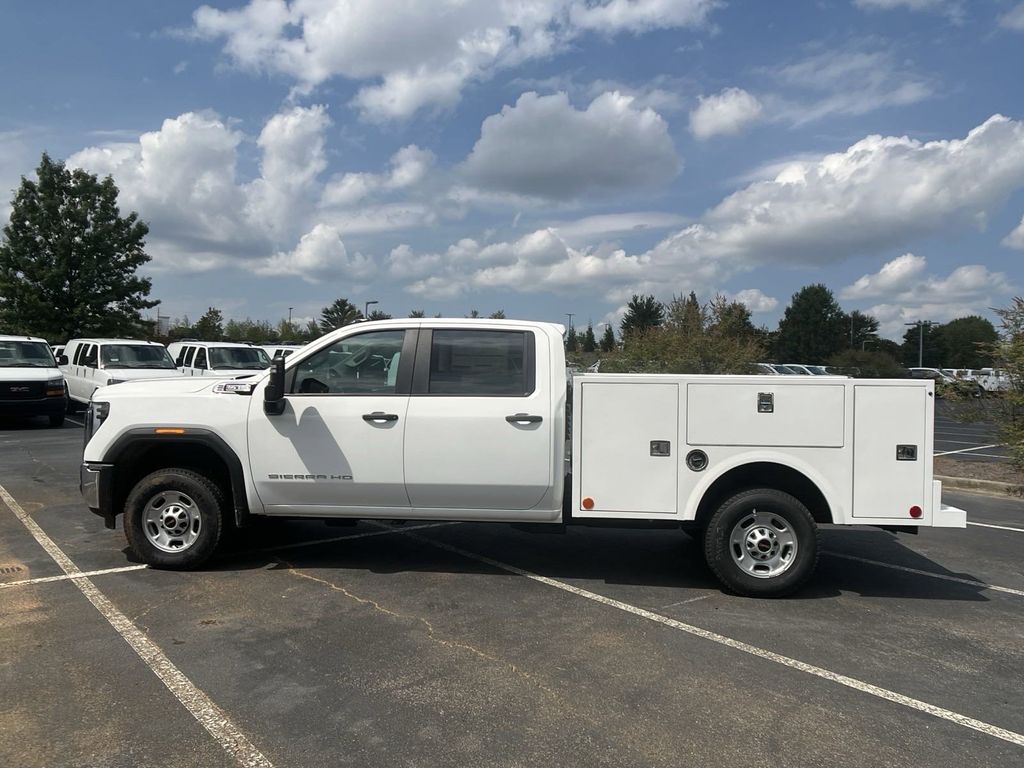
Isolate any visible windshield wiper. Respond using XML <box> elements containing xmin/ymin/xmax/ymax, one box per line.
<box><xmin>2</xmin><ymin>362</ymin><xmax>49</xmax><ymax>367</ymax></box>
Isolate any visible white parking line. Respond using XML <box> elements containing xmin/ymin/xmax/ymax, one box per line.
<box><xmin>934</xmin><ymin>444</ymin><xmax>1002</xmax><ymax>457</ymax></box>
<box><xmin>65</xmin><ymin>416</ymin><xmax>84</xmax><ymax>427</ymax></box>
<box><xmin>0</xmin><ymin>564</ymin><xmax>147</xmax><ymax>590</ymax></box>
<box><xmin>969</xmin><ymin>521</ymin><xmax>1024</xmax><ymax>534</ymax></box>
<box><xmin>825</xmin><ymin>552</ymin><xmax>1024</xmax><ymax>597</ymax></box>
<box><xmin>0</xmin><ymin>483</ymin><xmax>274</xmax><ymax>768</ymax></box>
<box><xmin>391</xmin><ymin>526</ymin><xmax>1024</xmax><ymax>748</ymax></box>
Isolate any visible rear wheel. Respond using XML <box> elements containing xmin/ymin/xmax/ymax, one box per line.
<box><xmin>703</xmin><ymin>488</ymin><xmax>818</xmax><ymax>597</ymax></box>
<box><xmin>124</xmin><ymin>468</ymin><xmax>224</xmax><ymax>569</ymax></box>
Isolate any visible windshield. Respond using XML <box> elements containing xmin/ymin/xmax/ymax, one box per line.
<box><xmin>0</xmin><ymin>340</ymin><xmax>56</xmax><ymax>368</ymax></box>
<box><xmin>101</xmin><ymin>344</ymin><xmax>177</xmax><ymax>369</ymax></box>
<box><xmin>209</xmin><ymin>347</ymin><xmax>271</xmax><ymax>370</ymax></box>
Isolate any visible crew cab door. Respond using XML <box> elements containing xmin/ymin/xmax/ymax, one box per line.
<box><xmin>403</xmin><ymin>328</ymin><xmax>552</xmax><ymax>511</ymax></box>
<box><xmin>248</xmin><ymin>328</ymin><xmax>415</xmax><ymax>514</ymax></box>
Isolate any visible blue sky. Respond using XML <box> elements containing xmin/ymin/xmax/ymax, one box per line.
<box><xmin>2</xmin><ymin>0</ymin><xmax>1023</xmax><ymax>338</ymax></box>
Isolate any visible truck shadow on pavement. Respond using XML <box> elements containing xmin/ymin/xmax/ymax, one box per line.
<box><xmin>172</xmin><ymin>519</ymin><xmax>996</xmax><ymax>603</ymax></box>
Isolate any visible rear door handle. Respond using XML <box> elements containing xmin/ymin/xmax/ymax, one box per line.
<box><xmin>363</xmin><ymin>412</ymin><xmax>399</xmax><ymax>422</ymax></box>
<box><xmin>506</xmin><ymin>413</ymin><xmax>542</xmax><ymax>424</ymax></box>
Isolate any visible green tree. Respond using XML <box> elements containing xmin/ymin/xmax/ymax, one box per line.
<box><xmin>707</xmin><ymin>295</ymin><xmax>756</xmax><ymax>339</ymax></box>
<box><xmin>565</xmin><ymin>327</ymin><xmax>579</xmax><ymax>352</ymax></box>
<box><xmin>319</xmin><ymin>298</ymin><xmax>361</xmax><ymax>333</ymax></box>
<box><xmin>901</xmin><ymin>322</ymin><xmax>944</xmax><ymax>368</ymax></box>
<box><xmin>302</xmin><ymin>319</ymin><xmax>322</xmax><ymax>340</ymax></box>
<box><xmin>408</xmin><ymin>309</ymin><xmax>426</xmax><ymax>318</ymax></box>
<box><xmin>581</xmin><ymin>323</ymin><xmax>597</xmax><ymax>352</ymax></box>
<box><xmin>620</xmin><ymin>294</ymin><xmax>665</xmax><ymax>340</ymax></box>
<box><xmin>489</xmin><ymin>309</ymin><xmax>506</xmax><ymax>319</ymax></box>
<box><xmin>600</xmin><ymin>324</ymin><xmax>616</xmax><ymax>352</ymax></box>
<box><xmin>844</xmin><ymin>310</ymin><xmax>880</xmax><ymax>350</ymax></box>
<box><xmin>991</xmin><ymin>298</ymin><xmax>1024</xmax><ymax>469</ymax></box>
<box><xmin>367</xmin><ymin>309</ymin><xmax>392</xmax><ymax>321</ymax></box>
<box><xmin>933</xmin><ymin>316</ymin><xmax>997</xmax><ymax>368</ymax></box>
<box><xmin>775</xmin><ymin>284</ymin><xmax>846</xmax><ymax>363</ymax></box>
<box><xmin>467</xmin><ymin>309</ymin><xmax>480</xmax><ymax>318</ymax></box>
<box><xmin>0</xmin><ymin>153</ymin><xmax>157</xmax><ymax>340</ymax></box>
<box><xmin>192</xmin><ymin>307</ymin><xmax>224</xmax><ymax>340</ymax></box>
<box><xmin>605</xmin><ymin>293</ymin><xmax>765</xmax><ymax>374</ymax></box>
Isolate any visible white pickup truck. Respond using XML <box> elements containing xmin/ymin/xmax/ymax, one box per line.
<box><xmin>80</xmin><ymin>319</ymin><xmax>966</xmax><ymax>596</ymax></box>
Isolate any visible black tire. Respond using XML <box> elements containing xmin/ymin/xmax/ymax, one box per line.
<box><xmin>703</xmin><ymin>488</ymin><xmax>818</xmax><ymax>597</ymax></box>
<box><xmin>49</xmin><ymin>412</ymin><xmax>65</xmax><ymax>427</ymax></box>
<box><xmin>124</xmin><ymin>468</ymin><xmax>225</xmax><ymax>569</ymax></box>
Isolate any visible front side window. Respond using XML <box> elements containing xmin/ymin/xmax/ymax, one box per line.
<box><xmin>428</xmin><ymin>330</ymin><xmax>533</xmax><ymax>396</ymax></box>
<box><xmin>101</xmin><ymin>344</ymin><xmax>177</xmax><ymax>369</ymax></box>
<box><xmin>0</xmin><ymin>341</ymin><xmax>55</xmax><ymax>368</ymax></box>
<box><xmin>293</xmin><ymin>331</ymin><xmax>405</xmax><ymax>395</ymax></box>
<box><xmin>194</xmin><ymin>348</ymin><xmax>208</xmax><ymax>369</ymax></box>
<box><xmin>81</xmin><ymin>344</ymin><xmax>98</xmax><ymax>368</ymax></box>
<box><xmin>209</xmin><ymin>347</ymin><xmax>271</xmax><ymax>370</ymax></box>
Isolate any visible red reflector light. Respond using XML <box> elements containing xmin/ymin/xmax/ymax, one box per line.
<box><xmin>909</xmin><ymin>505</ymin><xmax>923</xmax><ymax>518</ymax></box>
<box><xmin>582</xmin><ymin>496</ymin><xmax>594</xmax><ymax>510</ymax></box>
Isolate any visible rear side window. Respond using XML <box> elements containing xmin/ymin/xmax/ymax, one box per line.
<box><xmin>183</xmin><ymin>347</ymin><xmax>196</xmax><ymax>367</ymax></box>
<box><xmin>194</xmin><ymin>348</ymin><xmax>208</xmax><ymax>369</ymax></box>
<box><xmin>72</xmin><ymin>345</ymin><xmax>84</xmax><ymax>365</ymax></box>
<box><xmin>428</xmin><ymin>330</ymin><xmax>534</xmax><ymax>396</ymax></box>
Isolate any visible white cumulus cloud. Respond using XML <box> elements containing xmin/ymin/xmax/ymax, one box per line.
<box><xmin>191</xmin><ymin>0</ymin><xmax>717</xmax><ymax>121</ymax></box>
<box><xmin>689</xmin><ymin>87</ymin><xmax>763</xmax><ymax>140</ymax></box>
<box><xmin>731</xmin><ymin>288</ymin><xmax>778</xmax><ymax>313</ymax></box>
<box><xmin>1004</xmin><ymin>215</ymin><xmax>1024</xmax><ymax>249</ymax></box>
<box><xmin>256</xmin><ymin>223</ymin><xmax>375</xmax><ymax>283</ymax></box>
<box><xmin>1002</xmin><ymin>3</ymin><xmax>1024</xmax><ymax>31</ymax></box>
<box><xmin>461</xmin><ymin>91</ymin><xmax>679</xmax><ymax>200</ymax></box>
<box><xmin>840</xmin><ymin>253</ymin><xmax>927</xmax><ymax>300</ymax></box>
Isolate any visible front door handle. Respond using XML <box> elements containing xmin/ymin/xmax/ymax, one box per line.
<box><xmin>506</xmin><ymin>413</ymin><xmax>542</xmax><ymax>424</ymax></box>
<box><xmin>363</xmin><ymin>412</ymin><xmax>399</xmax><ymax>422</ymax></box>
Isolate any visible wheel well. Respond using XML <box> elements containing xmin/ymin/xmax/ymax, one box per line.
<box><xmin>113</xmin><ymin>442</ymin><xmax>234</xmax><ymax>523</ymax></box>
<box><xmin>694</xmin><ymin>462</ymin><xmax>832</xmax><ymax>526</ymax></box>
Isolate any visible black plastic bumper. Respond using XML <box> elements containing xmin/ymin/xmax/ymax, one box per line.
<box><xmin>0</xmin><ymin>396</ymin><xmax>66</xmax><ymax>417</ymax></box>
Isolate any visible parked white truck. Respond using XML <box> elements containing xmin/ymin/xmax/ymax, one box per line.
<box><xmin>80</xmin><ymin>319</ymin><xmax>966</xmax><ymax>596</ymax></box>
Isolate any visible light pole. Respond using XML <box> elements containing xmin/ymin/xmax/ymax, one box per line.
<box><xmin>288</xmin><ymin>307</ymin><xmax>293</xmax><ymax>324</ymax></box>
<box><xmin>566</xmin><ymin>312</ymin><xmax>574</xmax><ymax>330</ymax></box>
<box><xmin>364</xmin><ymin>300</ymin><xmax>378</xmax><ymax>318</ymax></box>
<box><xmin>904</xmin><ymin>320</ymin><xmax>934</xmax><ymax>367</ymax></box>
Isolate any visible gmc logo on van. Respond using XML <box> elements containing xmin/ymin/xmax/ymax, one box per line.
<box><xmin>8</xmin><ymin>386</ymin><xmax>29</xmax><ymax>393</ymax></box>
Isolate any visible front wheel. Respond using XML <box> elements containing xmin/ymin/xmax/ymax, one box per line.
<box><xmin>703</xmin><ymin>488</ymin><xmax>818</xmax><ymax>597</ymax></box>
<box><xmin>124</xmin><ymin>468</ymin><xmax>224</xmax><ymax>569</ymax></box>
<box><xmin>48</xmin><ymin>412</ymin><xmax>65</xmax><ymax>427</ymax></box>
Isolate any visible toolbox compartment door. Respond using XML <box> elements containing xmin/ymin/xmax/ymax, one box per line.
<box><xmin>578</xmin><ymin>382</ymin><xmax>679</xmax><ymax>515</ymax></box>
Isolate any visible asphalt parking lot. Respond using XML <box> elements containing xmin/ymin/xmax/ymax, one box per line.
<box><xmin>934</xmin><ymin>400</ymin><xmax>1010</xmax><ymax>463</ymax></box>
<box><xmin>2</xmin><ymin>417</ymin><xmax>1023</xmax><ymax>767</ymax></box>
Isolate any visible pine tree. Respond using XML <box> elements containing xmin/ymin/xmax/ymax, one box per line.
<box><xmin>319</xmin><ymin>298</ymin><xmax>361</xmax><ymax>332</ymax></box>
<box><xmin>0</xmin><ymin>153</ymin><xmax>157</xmax><ymax>340</ymax></box>
<box><xmin>582</xmin><ymin>323</ymin><xmax>597</xmax><ymax>352</ymax></box>
<box><xmin>600</xmin><ymin>324</ymin><xmax>616</xmax><ymax>352</ymax></box>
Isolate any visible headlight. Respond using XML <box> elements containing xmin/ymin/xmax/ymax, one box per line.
<box><xmin>84</xmin><ymin>401</ymin><xmax>110</xmax><ymax>447</ymax></box>
<box><xmin>46</xmin><ymin>377</ymin><xmax>65</xmax><ymax>397</ymax></box>
<box><xmin>106</xmin><ymin>378</ymin><xmax>125</xmax><ymax>386</ymax></box>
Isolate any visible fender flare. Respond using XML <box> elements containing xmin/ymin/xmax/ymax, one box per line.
<box><xmin>104</xmin><ymin>428</ymin><xmax>251</xmax><ymax>527</ymax></box>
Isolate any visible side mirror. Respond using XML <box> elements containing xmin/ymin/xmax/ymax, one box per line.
<box><xmin>264</xmin><ymin>356</ymin><xmax>286</xmax><ymax>415</ymax></box>
<box><xmin>57</xmin><ymin>354</ymin><xmax>69</xmax><ymax>366</ymax></box>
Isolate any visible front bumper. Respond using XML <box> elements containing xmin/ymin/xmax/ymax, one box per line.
<box><xmin>0</xmin><ymin>396</ymin><xmax>66</xmax><ymax>417</ymax></box>
<box><xmin>81</xmin><ymin>462</ymin><xmax>116</xmax><ymax>528</ymax></box>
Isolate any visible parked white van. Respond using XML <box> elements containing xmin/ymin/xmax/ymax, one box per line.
<box><xmin>168</xmin><ymin>341</ymin><xmax>271</xmax><ymax>377</ymax></box>
<box><xmin>60</xmin><ymin>339</ymin><xmax>182</xmax><ymax>409</ymax></box>
<box><xmin>0</xmin><ymin>335</ymin><xmax>67</xmax><ymax>426</ymax></box>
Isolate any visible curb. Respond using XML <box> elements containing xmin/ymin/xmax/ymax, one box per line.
<box><xmin>936</xmin><ymin>474</ymin><xmax>1024</xmax><ymax>498</ymax></box>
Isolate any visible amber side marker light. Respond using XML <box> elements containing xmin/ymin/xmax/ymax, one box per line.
<box><xmin>582</xmin><ymin>496</ymin><xmax>595</xmax><ymax>510</ymax></box>
<box><xmin>909</xmin><ymin>505</ymin><xmax>923</xmax><ymax>518</ymax></box>
<box><xmin>154</xmin><ymin>428</ymin><xmax>186</xmax><ymax>435</ymax></box>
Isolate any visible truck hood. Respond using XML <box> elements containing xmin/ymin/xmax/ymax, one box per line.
<box><xmin>95</xmin><ymin>374</ymin><xmax>264</xmax><ymax>399</ymax></box>
<box><xmin>101</xmin><ymin>368</ymin><xmax>186</xmax><ymax>383</ymax></box>
<box><xmin>0</xmin><ymin>367</ymin><xmax>62</xmax><ymax>382</ymax></box>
